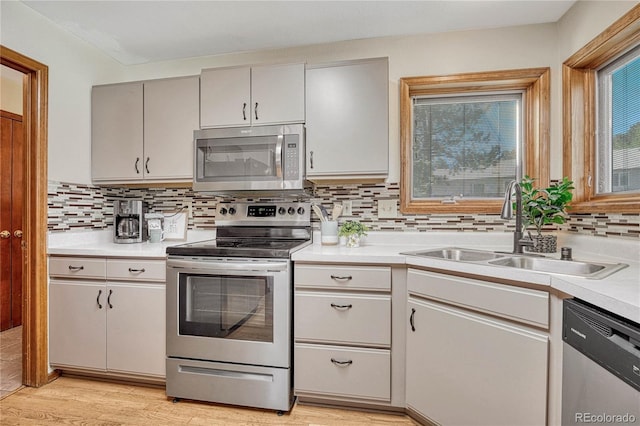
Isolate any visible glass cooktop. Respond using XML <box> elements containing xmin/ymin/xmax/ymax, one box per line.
<box><xmin>166</xmin><ymin>238</ymin><xmax>311</xmax><ymax>259</ymax></box>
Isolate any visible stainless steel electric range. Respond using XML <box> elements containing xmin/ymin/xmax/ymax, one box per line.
<box><xmin>165</xmin><ymin>201</ymin><xmax>310</xmax><ymax>412</ymax></box>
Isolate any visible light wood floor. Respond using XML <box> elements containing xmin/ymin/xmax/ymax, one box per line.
<box><xmin>0</xmin><ymin>326</ymin><xmax>22</xmax><ymax>399</ymax></box>
<box><xmin>0</xmin><ymin>376</ymin><xmax>419</xmax><ymax>425</ymax></box>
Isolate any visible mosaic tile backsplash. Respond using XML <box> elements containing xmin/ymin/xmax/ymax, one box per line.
<box><xmin>48</xmin><ymin>180</ymin><xmax>639</xmax><ymax>239</ymax></box>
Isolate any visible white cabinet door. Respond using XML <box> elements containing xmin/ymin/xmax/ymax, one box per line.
<box><xmin>143</xmin><ymin>76</ymin><xmax>199</xmax><ymax>182</ymax></box>
<box><xmin>306</xmin><ymin>58</ymin><xmax>388</xmax><ymax>180</ymax></box>
<box><xmin>105</xmin><ymin>282</ymin><xmax>166</xmax><ymax>377</ymax></box>
<box><xmin>251</xmin><ymin>63</ymin><xmax>305</xmax><ymax>125</ymax></box>
<box><xmin>200</xmin><ymin>66</ymin><xmax>251</xmax><ymax>128</ymax></box>
<box><xmin>49</xmin><ymin>280</ymin><xmax>107</xmax><ymax>371</ymax></box>
<box><xmin>406</xmin><ymin>297</ymin><xmax>548</xmax><ymax>426</ymax></box>
<box><xmin>91</xmin><ymin>82</ymin><xmax>144</xmax><ymax>182</ymax></box>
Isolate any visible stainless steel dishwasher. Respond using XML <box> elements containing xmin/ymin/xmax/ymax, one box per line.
<box><xmin>562</xmin><ymin>299</ymin><xmax>640</xmax><ymax>425</ymax></box>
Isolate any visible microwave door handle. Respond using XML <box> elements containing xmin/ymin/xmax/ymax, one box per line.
<box><xmin>275</xmin><ymin>134</ymin><xmax>283</xmax><ymax>178</ymax></box>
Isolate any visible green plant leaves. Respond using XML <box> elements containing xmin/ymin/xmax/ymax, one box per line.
<box><xmin>520</xmin><ymin>175</ymin><xmax>574</xmax><ymax>235</ymax></box>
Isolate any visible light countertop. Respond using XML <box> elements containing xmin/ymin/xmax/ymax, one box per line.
<box><xmin>47</xmin><ymin>229</ymin><xmax>216</xmax><ymax>259</ymax></box>
<box><xmin>292</xmin><ymin>231</ymin><xmax>640</xmax><ymax>323</ymax></box>
<box><xmin>48</xmin><ymin>229</ymin><xmax>639</xmax><ymax>323</ymax></box>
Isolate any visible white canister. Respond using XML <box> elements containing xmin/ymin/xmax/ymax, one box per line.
<box><xmin>320</xmin><ymin>221</ymin><xmax>339</xmax><ymax>245</ymax></box>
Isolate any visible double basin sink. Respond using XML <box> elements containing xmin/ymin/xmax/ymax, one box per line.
<box><xmin>402</xmin><ymin>247</ymin><xmax>628</xmax><ymax>280</ymax></box>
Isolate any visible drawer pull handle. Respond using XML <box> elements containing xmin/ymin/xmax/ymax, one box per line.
<box><xmin>330</xmin><ymin>303</ymin><xmax>353</xmax><ymax>310</ymax></box>
<box><xmin>68</xmin><ymin>265</ymin><xmax>84</xmax><ymax>271</ymax></box>
<box><xmin>330</xmin><ymin>275</ymin><xmax>352</xmax><ymax>281</ymax></box>
<box><xmin>128</xmin><ymin>268</ymin><xmax>146</xmax><ymax>273</ymax></box>
<box><xmin>410</xmin><ymin>308</ymin><xmax>416</xmax><ymax>332</ymax></box>
<box><xmin>96</xmin><ymin>289</ymin><xmax>103</xmax><ymax>309</ymax></box>
<box><xmin>331</xmin><ymin>358</ymin><xmax>353</xmax><ymax>367</ymax></box>
<box><xmin>107</xmin><ymin>289</ymin><xmax>113</xmax><ymax>309</ymax></box>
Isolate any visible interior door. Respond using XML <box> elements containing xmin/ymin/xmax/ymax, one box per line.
<box><xmin>0</xmin><ymin>111</ymin><xmax>24</xmax><ymax>331</ymax></box>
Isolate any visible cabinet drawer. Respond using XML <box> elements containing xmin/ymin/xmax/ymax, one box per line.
<box><xmin>407</xmin><ymin>268</ymin><xmax>549</xmax><ymax>328</ymax></box>
<box><xmin>49</xmin><ymin>256</ymin><xmax>106</xmax><ymax>279</ymax></box>
<box><xmin>295</xmin><ymin>291</ymin><xmax>390</xmax><ymax>347</ymax></box>
<box><xmin>107</xmin><ymin>259</ymin><xmax>165</xmax><ymax>282</ymax></box>
<box><xmin>295</xmin><ymin>343</ymin><xmax>390</xmax><ymax>401</ymax></box>
<box><xmin>295</xmin><ymin>264</ymin><xmax>390</xmax><ymax>291</ymax></box>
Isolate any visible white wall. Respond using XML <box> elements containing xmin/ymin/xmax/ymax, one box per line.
<box><xmin>557</xmin><ymin>1</ymin><xmax>638</xmax><ymax>60</ymax></box>
<box><xmin>0</xmin><ymin>1</ymin><xmax>125</xmax><ymax>184</ymax></box>
<box><xmin>1</xmin><ymin>1</ymin><xmax>637</xmax><ymax>185</ymax></box>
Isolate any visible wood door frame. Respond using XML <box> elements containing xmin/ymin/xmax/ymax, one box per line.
<box><xmin>1</xmin><ymin>46</ymin><xmax>49</xmax><ymax>387</ymax></box>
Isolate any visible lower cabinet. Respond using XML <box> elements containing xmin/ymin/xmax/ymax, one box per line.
<box><xmin>295</xmin><ymin>343</ymin><xmax>390</xmax><ymax>401</ymax></box>
<box><xmin>406</xmin><ymin>268</ymin><xmax>549</xmax><ymax>425</ymax></box>
<box><xmin>293</xmin><ymin>263</ymin><xmax>395</xmax><ymax>405</ymax></box>
<box><xmin>49</xmin><ymin>256</ymin><xmax>166</xmax><ymax>379</ymax></box>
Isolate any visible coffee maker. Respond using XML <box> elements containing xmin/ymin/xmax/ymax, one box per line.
<box><xmin>113</xmin><ymin>199</ymin><xmax>145</xmax><ymax>243</ymax></box>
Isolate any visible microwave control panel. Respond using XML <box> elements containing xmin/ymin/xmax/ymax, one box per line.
<box><xmin>284</xmin><ymin>137</ymin><xmax>300</xmax><ymax>180</ymax></box>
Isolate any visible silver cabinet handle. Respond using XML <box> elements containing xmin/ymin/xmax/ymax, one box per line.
<box><xmin>68</xmin><ymin>265</ymin><xmax>84</xmax><ymax>271</ymax></box>
<box><xmin>330</xmin><ymin>303</ymin><xmax>353</xmax><ymax>310</ymax></box>
<box><xmin>128</xmin><ymin>268</ymin><xmax>146</xmax><ymax>273</ymax></box>
<box><xmin>330</xmin><ymin>275</ymin><xmax>352</xmax><ymax>281</ymax></box>
<box><xmin>96</xmin><ymin>289</ymin><xmax>103</xmax><ymax>309</ymax></box>
<box><xmin>331</xmin><ymin>358</ymin><xmax>353</xmax><ymax>367</ymax></box>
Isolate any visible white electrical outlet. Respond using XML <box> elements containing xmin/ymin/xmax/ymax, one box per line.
<box><xmin>378</xmin><ymin>199</ymin><xmax>397</xmax><ymax>218</ymax></box>
<box><xmin>342</xmin><ymin>200</ymin><xmax>353</xmax><ymax>217</ymax></box>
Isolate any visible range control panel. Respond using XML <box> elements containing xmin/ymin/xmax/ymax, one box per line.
<box><xmin>216</xmin><ymin>202</ymin><xmax>310</xmax><ymax>226</ymax></box>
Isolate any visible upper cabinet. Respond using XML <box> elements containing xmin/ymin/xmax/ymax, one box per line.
<box><xmin>200</xmin><ymin>63</ymin><xmax>305</xmax><ymax>128</ymax></box>
<box><xmin>92</xmin><ymin>82</ymin><xmax>144</xmax><ymax>182</ymax></box>
<box><xmin>143</xmin><ymin>76</ymin><xmax>199</xmax><ymax>182</ymax></box>
<box><xmin>305</xmin><ymin>57</ymin><xmax>389</xmax><ymax>181</ymax></box>
<box><xmin>91</xmin><ymin>76</ymin><xmax>199</xmax><ymax>184</ymax></box>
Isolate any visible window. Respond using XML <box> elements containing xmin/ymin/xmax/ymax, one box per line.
<box><xmin>412</xmin><ymin>93</ymin><xmax>522</xmax><ymax>200</ymax></box>
<box><xmin>597</xmin><ymin>45</ymin><xmax>640</xmax><ymax>195</ymax></box>
<box><xmin>400</xmin><ymin>68</ymin><xmax>550</xmax><ymax>214</ymax></box>
<box><xmin>563</xmin><ymin>5</ymin><xmax>640</xmax><ymax>213</ymax></box>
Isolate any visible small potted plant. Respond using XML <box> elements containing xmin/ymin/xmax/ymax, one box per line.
<box><xmin>520</xmin><ymin>175</ymin><xmax>574</xmax><ymax>253</ymax></box>
<box><xmin>338</xmin><ymin>220</ymin><xmax>368</xmax><ymax>248</ymax></box>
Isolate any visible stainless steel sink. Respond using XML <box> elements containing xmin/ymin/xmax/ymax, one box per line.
<box><xmin>402</xmin><ymin>247</ymin><xmax>507</xmax><ymax>262</ymax></box>
<box><xmin>402</xmin><ymin>246</ymin><xmax>628</xmax><ymax>279</ymax></box>
<box><xmin>487</xmin><ymin>256</ymin><xmax>627</xmax><ymax>279</ymax></box>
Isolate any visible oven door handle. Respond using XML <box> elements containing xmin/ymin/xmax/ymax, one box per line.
<box><xmin>167</xmin><ymin>259</ymin><xmax>288</xmax><ymax>272</ymax></box>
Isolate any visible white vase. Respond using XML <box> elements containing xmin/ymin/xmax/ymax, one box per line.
<box><xmin>346</xmin><ymin>234</ymin><xmax>361</xmax><ymax>248</ymax></box>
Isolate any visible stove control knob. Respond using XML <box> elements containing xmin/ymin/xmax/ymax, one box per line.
<box><xmin>278</xmin><ymin>207</ymin><xmax>286</xmax><ymax>215</ymax></box>
<box><xmin>297</xmin><ymin>207</ymin><xmax>305</xmax><ymax>215</ymax></box>
<box><xmin>219</xmin><ymin>207</ymin><xmax>228</xmax><ymax>215</ymax></box>
<box><xmin>228</xmin><ymin>207</ymin><xmax>237</xmax><ymax>215</ymax></box>
<box><xmin>287</xmin><ymin>207</ymin><xmax>295</xmax><ymax>215</ymax></box>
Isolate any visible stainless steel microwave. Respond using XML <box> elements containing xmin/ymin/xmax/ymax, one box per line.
<box><xmin>193</xmin><ymin>124</ymin><xmax>306</xmax><ymax>193</ymax></box>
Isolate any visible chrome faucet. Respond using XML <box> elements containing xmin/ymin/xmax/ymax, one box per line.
<box><xmin>501</xmin><ymin>180</ymin><xmax>534</xmax><ymax>254</ymax></box>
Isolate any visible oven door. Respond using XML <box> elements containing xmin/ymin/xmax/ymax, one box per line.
<box><xmin>166</xmin><ymin>257</ymin><xmax>291</xmax><ymax>368</ymax></box>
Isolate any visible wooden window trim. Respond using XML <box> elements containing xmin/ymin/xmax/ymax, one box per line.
<box><xmin>400</xmin><ymin>68</ymin><xmax>550</xmax><ymax>214</ymax></box>
<box><xmin>563</xmin><ymin>4</ymin><xmax>640</xmax><ymax>214</ymax></box>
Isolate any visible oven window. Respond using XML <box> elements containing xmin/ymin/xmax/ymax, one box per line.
<box><xmin>179</xmin><ymin>273</ymin><xmax>273</xmax><ymax>342</ymax></box>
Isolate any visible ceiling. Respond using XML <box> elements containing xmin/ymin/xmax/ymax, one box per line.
<box><xmin>22</xmin><ymin>0</ymin><xmax>576</xmax><ymax>66</ymax></box>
